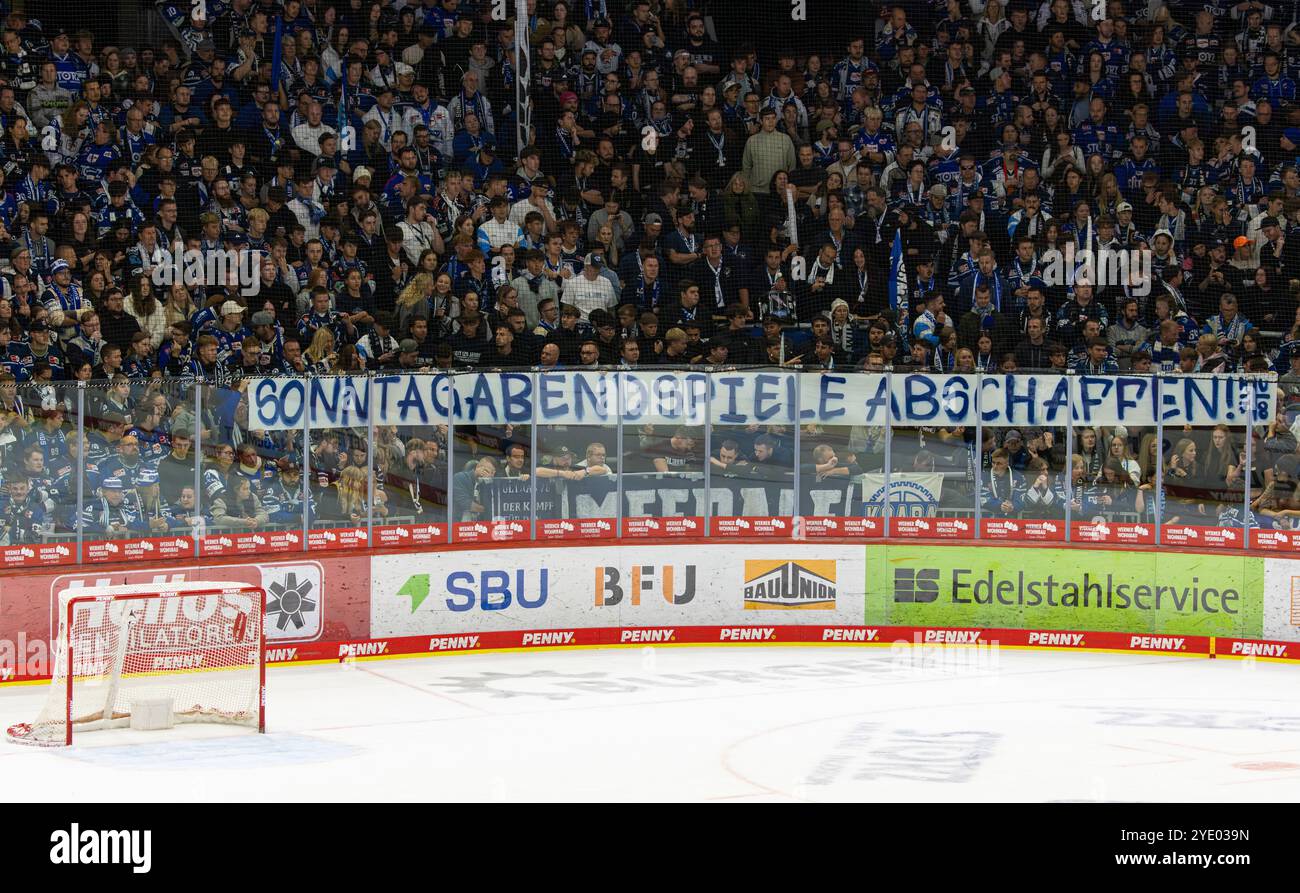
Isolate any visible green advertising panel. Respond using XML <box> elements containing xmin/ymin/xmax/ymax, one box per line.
<box><xmin>867</xmin><ymin>545</ymin><xmax>1264</xmax><ymax>638</ymax></box>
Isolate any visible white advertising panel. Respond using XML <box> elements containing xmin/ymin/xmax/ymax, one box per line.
<box><xmin>370</xmin><ymin>544</ymin><xmax>866</xmax><ymax>637</ymax></box>
<box><xmin>1264</xmin><ymin>558</ymin><xmax>1300</xmax><ymax>643</ymax></box>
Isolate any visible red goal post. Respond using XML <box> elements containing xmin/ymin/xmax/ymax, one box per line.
<box><xmin>6</xmin><ymin>583</ymin><xmax>266</xmax><ymax>747</ymax></box>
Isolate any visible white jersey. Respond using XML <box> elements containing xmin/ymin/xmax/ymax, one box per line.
<box><xmin>402</xmin><ymin>102</ymin><xmax>455</xmax><ymax>163</ymax></box>
<box><xmin>362</xmin><ymin>104</ymin><xmax>406</xmax><ymax>151</ymax></box>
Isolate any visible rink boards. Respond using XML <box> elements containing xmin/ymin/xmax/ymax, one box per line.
<box><xmin>2</xmin><ymin>539</ymin><xmax>1300</xmax><ymax>682</ymax></box>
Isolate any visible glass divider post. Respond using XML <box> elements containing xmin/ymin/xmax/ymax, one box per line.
<box><xmin>616</xmin><ymin>372</ymin><xmax>624</xmax><ymax>539</ymax></box>
<box><xmin>1064</xmin><ymin>375</ymin><xmax>1074</xmax><ymax>542</ymax></box>
<box><xmin>366</xmin><ymin>376</ymin><xmax>375</xmax><ymax>539</ymax></box>
<box><xmin>446</xmin><ymin>373</ymin><xmax>454</xmax><ymax>544</ymax></box>
<box><xmin>882</xmin><ymin>372</ymin><xmax>892</xmax><ymax>537</ymax></box>
<box><xmin>1243</xmin><ymin>380</ymin><xmax>1253</xmax><ymax>551</ymax></box>
<box><xmin>702</xmin><ymin>371</ymin><xmax>712</xmax><ymax>535</ymax></box>
<box><xmin>1154</xmin><ymin>376</ymin><xmax>1164</xmax><ymax>546</ymax></box>
<box><xmin>193</xmin><ymin>383</ymin><xmax>202</xmax><ymax>558</ymax></box>
<box><xmin>792</xmin><ymin>373</ymin><xmax>801</xmax><ymax>537</ymax></box>
<box><xmin>301</xmin><ymin>385</ymin><xmax>310</xmax><ymax>552</ymax></box>
<box><xmin>530</xmin><ymin>372</ymin><xmax>538</xmax><ymax>540</ymax></box>
<box><xmin>973</xmin><ymin>372</ymin><xmax>983</xmax><ymax>538</ymax></box>
<box><xmin>75</xmin><ymin>385</ymin><xmax>84</xmax><ymax>564</ymax></box>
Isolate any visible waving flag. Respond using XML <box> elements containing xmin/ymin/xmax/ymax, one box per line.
<box><xmin>888</xmin><ymin>227</ymin><xmax>909</xmax><ymax>316</ymax></box>
<box><xmin>1068</xmin><ymin>216</ymin><xmax>1094</xmax><ymax>290</ymax></box>
<box><xmin>1082</xmin><ymin>214</ymin><xmax>1094</xmax><ymax>283</ymax></box>
<box><xmin>336</xmin><ymin>75</ymin><xmax>348</xmax><ymax>167</ymax></box>
<box><xmin>271</xmin><ymin>16</ymin><xmax>284</xmax><ymax>93</ymax></box>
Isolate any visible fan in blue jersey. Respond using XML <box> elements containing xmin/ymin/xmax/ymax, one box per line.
<box><xmin>1225</xmin><ymin>157</ymin><xmax>1267</xmax><ymax>218</ymax></box>
<box><xmin>11</xmin><ymin>320</ymin><xmax>65</xmax><ymax>378</ymax></box>
<box><xmin>11</xmin><ymin>157</ymin><xmax>53</xmax><ymax>216</ymax></box>
<box><xmin>0</xmin><ymin>325</ymin><xmax>26</xmax><ymax>382</ymax></box>
<box><xmin>124</xmin><ymin>403</ymin><xmax>170</xmax><ymax>468</ymax></box>
<box><xmin>1042</xmin><ymin>31</ymin><xmax>1077</xmax><ymax>94</ymax></box>
<box><xmin>1113</xmin><ymin>135</ymin><xmax>1162</xmax><ymax>200</ymax></box>
<box><xmin>93</xmin><ymin>179</ymin><xmax>144</xmax><ymax>238</ymax></box>
<box><xmin>203</xmin><ymin>300</ymin><xmax>252</xmax><ymax>363</ymax></box>
<box><xmin>981</xmin><ymin>125</ymin><xmax>1038</xmax><ymax>208</ymax></box>
<box><xmin>851</xmin><ymin>107</ymin><xmax>894</xmax><ymax>176</ymax></box>
<box><xmin>49</xmin><ymin>162</ymin><xmax>90</xmax><ymax>214</ymax></box>
<box><xmin>980</xmin><ymin>67</ymin><xmax>1020</xmax><ymax>130</ymax></box>
<box><xmin>81</xmin><ymin>474</ymin><xmax>147</xmax><ymax>537</ymax></box>
<box><xmin>98</xmin><ymin>427</ymin><xmax>147</xmax><ymax>490</ymax></box>
<box><xmin>1070</xmin><ymin>336</ymin><xmax>1121</xmax><ymax>374</ymax></box>
<box><xmin>1251</xmin><ymin>53</ymin><xmax>1297</xmax><ymax>106</ymax></box>
<box><xmin>1073</xmin><ymin>98</ymin><xmax>1122</xmax><ymax>161</ymax></box>
<box><xmin>129</xmin><ymin>466</ymin><xmax>179</xmax><ymax>535</ymax></box>
<box><xmin>329</xmin><ymin>231</ymin><xmax>367</xmax><ymax>280</ymax></box>
<box><xmin>911</xmin><ymin>291</ymin><xmax>948</xmax><ymax>348</ymax></box>
<box><xmin>1083</xmin><ymin>20</ymin><xmax>1131</xmax><ymax>80</ymax></box>
<box><xmin>0</xmin><ymin>474</ymin><xmax>48</xmax><ymax>544</ymax></box>
<box><xmin>74</xmin><ymin>119</ymin><xmax>118</xmax><ymax>188</ymax></box>
<box><xmin>117</xmin><ymin>106</ymin><xmax>156</xmax><ymax>167</ymax></box>
<box><xmin>25</xmin><ymin>400</ymin><xmax>68</xmax><ymax>465</ymax></box>
<box><xmin>830</xmin><ymin>37</ymin><xmax>876</xmax><ymax>101</ymax></box>
<box><xmin>981</xmin><ymin>449</ymin><xmax>1024</xmax><ymax>519</ymax></box>
<box><xmin>893</xmin><ymin>81</ymin><xmax>943</xmax><ymax>145</ymax></box>
<box><xmin>41</xmin><ymin>258</ymin><xmax>89</xmax><ymax>339</ymax></box>
<box><xmin>1004</xmin><ymin>238</ymin><xmax>1048</xmax><ymax>309</ymax></box>
<box><xmin>298</xmin><ymin>288</ymin><xmax>351</xmax><ymax>344</ymax></box>
<box><xmin>45</xmin><ymin>29</ymin><xmax>88</xmax><ymax>95</ymax></box>
<box><xmin>918</xmin><ymin>183</ymin><xmax>955</xmax><ymax>234</ymax></box>
<box><xmin>875</xmin><ymin>7</ymin><xmax>917</xmax><ymax>64</ymax></box>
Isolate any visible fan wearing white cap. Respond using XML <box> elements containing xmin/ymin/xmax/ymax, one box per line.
<box><xmin>208</xmin><ymin>300</ymin><xmax>251</xmax><ymax>362</ymax></box>
<box><xmin>41</xmin><ymin>258</ymin><xmax>91</xmax><ymax>335</ymax></box>
<box><xmin>83</xmin><ymin>474</ymin><xmax>143</xmax><ymax>538</ymax></box>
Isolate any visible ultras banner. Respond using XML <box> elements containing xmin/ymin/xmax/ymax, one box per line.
<box><xmin>248</xmin><ymin>371</ymin><xmax>1276</xmax><ymax>431</ymax></box>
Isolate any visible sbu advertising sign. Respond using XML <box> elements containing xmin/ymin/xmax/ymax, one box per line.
<box><xmin>397</xmin><ymin>570</ymin><xmax>549</xmax><ymax>613</ymax></box>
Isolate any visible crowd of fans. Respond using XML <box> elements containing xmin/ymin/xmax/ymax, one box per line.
<box><xmin>0</xmin><ymin>0</ymin><xmax>1297</xmax><ymax>547</ymax></box>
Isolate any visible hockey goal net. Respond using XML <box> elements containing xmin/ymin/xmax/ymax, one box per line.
<box><xmin>7</xmin><ymin>583</ymin><xmax>266</xmax><ymax>747</ymax></box>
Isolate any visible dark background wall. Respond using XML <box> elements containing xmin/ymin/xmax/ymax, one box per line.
<box><xmin>711</xmin><ymin>0</ymin><xmax>873</xmax><ymax>63</ymax></box>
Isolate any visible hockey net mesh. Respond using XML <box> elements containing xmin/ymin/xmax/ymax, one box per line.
<box><xmin>7</xmin><ymin>584</ymin><xmax>265</xmax><ymax>746</ymax></box>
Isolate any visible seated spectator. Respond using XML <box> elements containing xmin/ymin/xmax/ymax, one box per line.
<box><xmin>1020</xmin><ymin>459</ymin><xmax>1064</xmax><ymax>520</ymax></box>
<box><xmin>981</xmin><ymin>449</ymin><xmax>1023</xmax><ymax>519</ymax></box>
<box><xmin>652</xmin><ymin>428</ymin><xmax>702</xmax><ymax>474</ymax></box>
<box><xmin>452</xmin><ymin>456</ymin><xmax>497</xmax><ymax>523</ymax></box>
<box><xmin>1162</xmin><ymin>437</ymin><xmax>1206</xmax><ymax>524</ymax></box>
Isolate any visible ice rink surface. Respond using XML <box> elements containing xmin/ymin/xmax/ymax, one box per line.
<box><xmin>3</xmin><ymin>644</ymin><xmax>1300</xmax><ymax>802</ymax></box>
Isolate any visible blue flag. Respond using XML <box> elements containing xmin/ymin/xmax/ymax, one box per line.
<box><xmin>337</xmin><ymin>75</ymin><xmax>348</xmax><ymax>167</ymax></box>
<box><xmin>888</xmin><ymin>227</ymin><xmax>909</xmax><ymax>316</ymax></box>
<box><xmin>271</xmin><ymin>17</ymin><xmax>284</xmax><ymax>94</ymax></box>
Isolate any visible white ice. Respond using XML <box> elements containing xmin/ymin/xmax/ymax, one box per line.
<box><xmin>3</xmin><ymin>645</ymin><xmax>1300</xmax><ymax>802</ymax></box>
